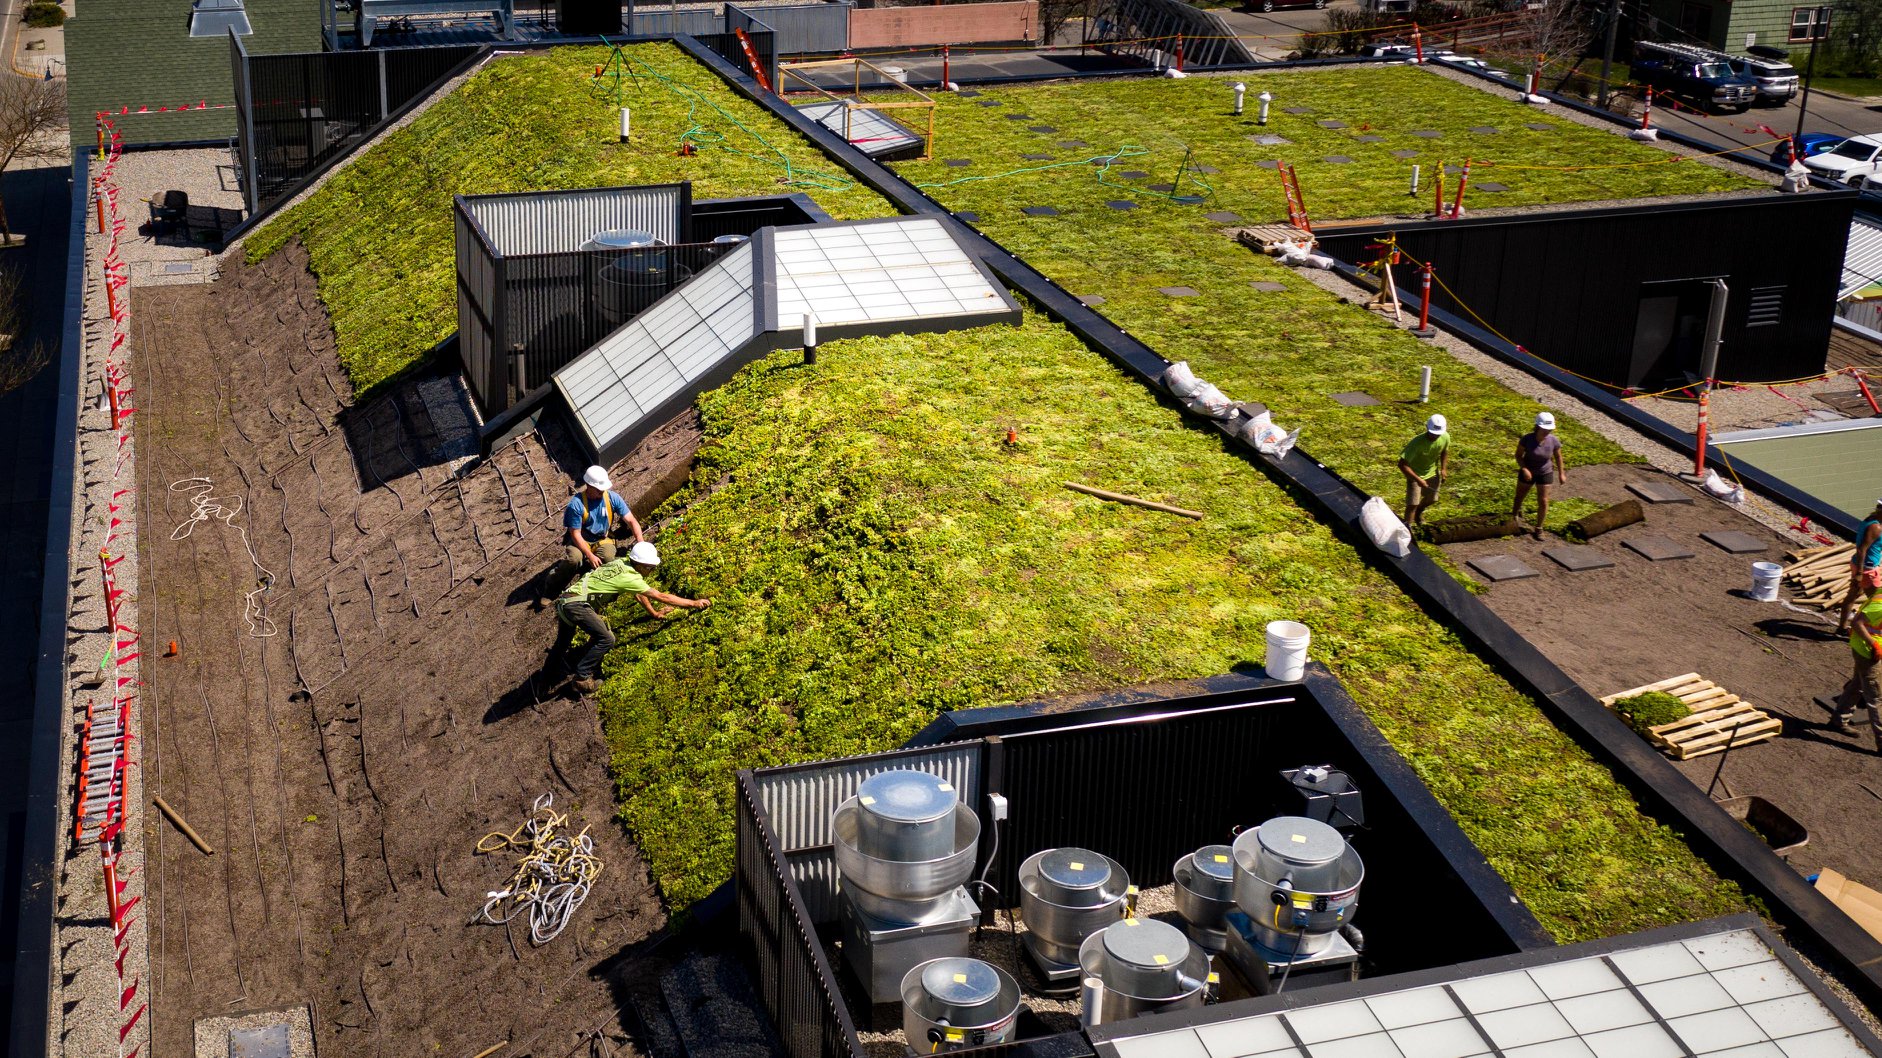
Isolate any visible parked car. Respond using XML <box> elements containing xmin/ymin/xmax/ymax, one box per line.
<box><xmin>1769</xmin><ymin>132</ymin><xmax>1844</xmax><ymax>165</ymax></box>
<box><xmin>1725</xmin><ymin>53</ymin><xmax>1800</xmax><ymax>105</ymax></box>
<box><xmin>1629</xmin><ymin>40</ymin><xmax>1758</xmax><ymax>112</ymax></box>
<box><xmin>1358</xmin><ymin>41</ymin><xmax>1417</xmax><ymax>58</ymax></box>
<box><xmin>1431</xmin><ymin>52</ymin><xmax>1493</xmax><ymax>71</ymax></box>
<box><xmin>1247</xmin><ymin>0</ymin><xmax>1325</xmax><ymax>11</ymax></box>
<box><xmin>1806</xmin><ymin>134</ymin><xmax>1882</xmax><ymax>185</ymax></box>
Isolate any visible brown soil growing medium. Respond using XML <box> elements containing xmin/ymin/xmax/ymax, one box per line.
<box><xmin>1440</xmin><ymin>463</ymin><xmax>1881</xmax><ymax>891</ymax></box>
<box><xmin>130</xmin><ymin>242</ymin><xmax>700</xmax><ymax>1058</ymax></box>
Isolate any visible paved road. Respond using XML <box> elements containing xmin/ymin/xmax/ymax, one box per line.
<box><xmin>1612</xmin><ymin>83</ymin><xmax>1882</xmax><ymax>162</ymax></box>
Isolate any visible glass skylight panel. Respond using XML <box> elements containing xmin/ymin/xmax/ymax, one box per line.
<box><xmin>1095</xmin><ymin>928</ymin><xmax>1879</xmax><ymax>1058</ymax></box>
<box><xmin>770</xmin><ymin>220</ymin><xmax>1005</xmax><ymax>328</ymax></box>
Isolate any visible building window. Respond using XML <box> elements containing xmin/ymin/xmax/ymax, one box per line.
<box><xmin>1681</xmin><ymin>2</ymin><xmax>1714</xmax><ymax>42</ymax></box>
<box><xmin>1790</xmin><ymin>6</ymin><xmax>1831</xmax><ymax>42</ymax></box>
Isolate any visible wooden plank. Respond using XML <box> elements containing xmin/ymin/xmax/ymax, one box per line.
<box><xmin>1651</xmin><ymin>699</ymin><xmax>1754</xmax><ymax>736</ymax></box>
<box><xmin>1664</xmin><ymin>722</ymin><xmax>1783</xmax><ymax>760</ymax></box>
<box><xmin>1600</xmin><ymin>672</ymin><xmax>1704</xmax><ymax>704</ymax></box>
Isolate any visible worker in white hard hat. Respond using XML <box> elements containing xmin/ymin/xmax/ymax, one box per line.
<box><xmin>551</xmin><ymin>541</ymin><xmax>711</xmax><ymax>693</ymax></box>
<box><xmin>540</xmin><ymin>465</ymin><xmax>644</xmax><ymax>605</ymax></box>
<box><xmin>1512</xmin><ymin>411</ymin><xmax>1566</xmax><ymax>540</ymax></box>
<box><xmin>1398</xmin><ymin>413</ymin><xmax>1451</xmax><ymax>528</ymax></box>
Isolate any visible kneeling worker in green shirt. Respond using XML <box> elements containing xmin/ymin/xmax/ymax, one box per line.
<box><xmin>553</xmin><ymin>541</ymin><xmax>711</xmax><ymax>693</ymax></box>
<box><xmin>1398</xmin><ymin>414</ymin><xmax>1451</xmax><ymax>528</ymax></box>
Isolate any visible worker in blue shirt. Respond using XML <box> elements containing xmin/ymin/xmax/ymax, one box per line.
<box><xmin>540</xmin><ymin>465</ymin><xmax>643</xmax><ymax>604</ymax></box>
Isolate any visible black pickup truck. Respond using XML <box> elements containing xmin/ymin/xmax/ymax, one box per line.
<box><xmin>1629</xmin><ymin>41</ymin><xmax>1758</xmax><ymax>112</ymax></box>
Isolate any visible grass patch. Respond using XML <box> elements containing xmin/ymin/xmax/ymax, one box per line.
<box><xmin>1803</xmin><ymin>73</ymin><xmax>1882</xmax><ymax>98</ymax></box>
<box><xmin>595</xmin><ymin>309</ymin><xmax>1744</xmax><ymax>937</ymax></box>
<box><xmin>893</xmin><ymin>67</ymin><xmax>1762</xmax><ymax>519</ymax></box>
<box><xmin>1614</xmin><ymin>691</ymin><xmax>1692</xmax><ymax>735</ymax></box>
<box><xmin>246</xmin><ymin>43</ymin><xmax>895</xmax><ymax>394</ymax></box>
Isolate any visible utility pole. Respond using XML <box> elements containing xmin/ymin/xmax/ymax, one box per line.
<box><xmin>1795</xmin><ymin>5</ymin><xmax>1830</xmax><ymax>148</ymax></box>
<box><xmin>1597</xmin><ymin>0</ymin><xmax>1623</xmax><ymax>108</ymax></box>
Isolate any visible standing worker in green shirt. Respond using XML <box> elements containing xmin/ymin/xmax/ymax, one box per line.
<box><xmin>1829</xmin><ymin>592</ymin><xmax>1882</xmax><ymax>751</ymax></box>
<box><xmin>1398</xmin><ymin>414</ymin><xmax>1451</xmax><ymax>528</ymax></box>
<box><xmin>552</xmin><ymin>541</ymin><xmax>711</xmax><ymax>693</ymax></box>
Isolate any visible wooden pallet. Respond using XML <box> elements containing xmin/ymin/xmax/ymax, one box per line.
<box><xmin>1600</xmin><ymin>673</ymin><xmax>1782</xmax><ymax>760</ymax></box>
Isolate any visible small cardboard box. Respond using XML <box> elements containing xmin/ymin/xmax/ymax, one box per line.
<box><xmin>1816</xmin><ymin>869</ymin><xmax>1882</xmax><ymax>942</ymax></box>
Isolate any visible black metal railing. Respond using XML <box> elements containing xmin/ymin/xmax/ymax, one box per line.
<box><xmin>696</xmin><ymin>28</ymin><xmax>779</xmax><ymax>90</ymax></box>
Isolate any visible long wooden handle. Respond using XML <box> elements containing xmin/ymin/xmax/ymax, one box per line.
<box><xmin>153</xmin><ymin>796</ymin><xmax>215</xmax><ymax>855</ymax></box>
<box><xmin>1064</xmin><ymin>482</ymin><xmax>1203</xmax><ymax>520</ymax></box>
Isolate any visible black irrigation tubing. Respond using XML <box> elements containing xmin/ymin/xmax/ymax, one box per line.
<box><xmin>680</xmin><ymin>36</ymin><xmax>1882</xmax><ymax>1008</ymax></box>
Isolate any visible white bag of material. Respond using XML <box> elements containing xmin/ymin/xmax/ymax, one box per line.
<box><xmin>1185</xmin><ymin>382</ymin><xmax>1237</xmax><ymax>420</ymax></box>
<box><xmin>1701</xmin><ymin>468</ymin><xmax>1745</xmax><ymax>505</ymax></box>
<box><xmin>1239</xmin><ymin>410</ymin><xmax>1301</xmax><ymax>457</ymax></box>
<box><xmin>1163</xmin><ymin>360</ymin><xmax>1203</xmax><ymax>399</ymax></box>
<box><xmin>1359</xmin><ymin>496</ymin><xmax>1413</xmax><ymax>558</ymax></box>
<box><xmin>1298</xmin><ymin>253</ymin><xmax>1336</xmax><ymax>270</ymax></box>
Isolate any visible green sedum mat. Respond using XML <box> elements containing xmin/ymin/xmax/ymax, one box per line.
<box><xmin>251</xmin><ymin>46</ymin><xmax>1749</xmax><ymax>936</ymax></box>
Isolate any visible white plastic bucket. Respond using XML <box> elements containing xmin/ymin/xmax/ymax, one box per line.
<box><xmin>1750</xmin><ymin>561</ymin><xmax>1783</xmax><ymax>603</ymax></box>
<box><xmin>1265</xmin><ymin>621</ymin><xmax>1311</xmax><ymax>681</ymax></box>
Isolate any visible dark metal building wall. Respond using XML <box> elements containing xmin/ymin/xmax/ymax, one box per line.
<box><xmin>1315</xmin><ymin>195</ymin><xmax>1856</xmax><ymax>389</ymax></box>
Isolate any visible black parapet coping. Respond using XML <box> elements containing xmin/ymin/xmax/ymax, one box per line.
<box><xmin>1087</xmin><ymin>912</ymin><xmax>1882</xmax><ymax>1053</ymax></box>
<box><xmin>1313</xmin><ymin>246</ymin><xmax>1862</xmax><ymax>540</ymax></box>
<box><xmin>683</xmin><ymin>35</ymin><xmax>1882</xmax><ymax>1007</ymax></box>
<box><xmin>11</xmin><ymin>152</ymin><xmax>89</xmax><ymax>1058</ymax></box>
<box><xmin>910</xmin><ymin>667</ymin><xmax>1553</xmax><ymax>953</ymax></box>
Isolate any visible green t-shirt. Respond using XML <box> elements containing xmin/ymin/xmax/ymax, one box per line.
<box><xmin>1400</xmin><ymin>433</ymin><xmax>1450</xmax><ymax>479</ymax></box>
<box><xmin>569</xmin><ymin>559</ymin><xmax>651</xmax><ymax>606</ymax></box>
<box><xmin>1854</xmin><ymin>598</ymin><xmax>1882</xmax><ymax>660</ymax></box>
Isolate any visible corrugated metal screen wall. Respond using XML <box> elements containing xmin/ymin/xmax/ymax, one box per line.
<box><xmin>460</xmin><ymin>184</ymin><xmax>689</xmax><ymax>257</ymax></box>
<box><xmin>727</xmin><ymin>2</ymin><xmax>850</xmax><ymax>55</ymax></box>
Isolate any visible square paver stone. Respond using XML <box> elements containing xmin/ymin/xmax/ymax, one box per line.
<box><xmin>976</xmin><ymin>99</ymin><xmax>1002</xmax><ymax>106</ymax></box>
<box><xmin>1284</xmin><ymin>106</ymin><xmax>1314</xmax><ymax>114</ymax></box>
<box><xmin>1701</xmin><ymin>530</ymin><xmax>1769</xmax><ymax>554</ymax></box>
<box><xmin>1624</xmin><ymin>535</ymin><xmax>1696</xmax><ymax>562</ymax></box>
<box><xmin>1325</xmin><ymin>155</ymin><xmax>1355</xmax><ymax>164</ymax></box>
<box><xmin>1077</xmin><ymin>294</ymin><xmax>1106</xmax><ymax>306</ymax></box>
<box><xmin>1468</xmin><ymin>555</ymin><xmax>1540</xmax><ymax>582</ymax></box>
<box><xmin>1021</xmin><ymin>206</ymin><xmax>1058</xmax><ymax>216</ymax></box>
<box><xmin>1250</xmin><ymin>134</ymin><xmax>1292</xmax><ymax>146</ymax></box>
<box><xmin>1118</xmin><ymin>170</ymin><xmax>1149</xmax><ymax>179</ymax></box>
<box><xmin>956</xmin><ymin>89</ymin><xmax>981</xmax><ymax>97</ymax></box>
<box><xmin>1205</xmin><ymin>211</ymin><xmax>1242</xmax><ymax>224</ymax></box>
<box><xmin>1106</xmin><ymin>200</ymin><xmax>1138</xmax><ymax>210</ymax></box>
<box><xmin>1444</xmin><ymin>164</ymin><xmax>1463</xmax><ymax>175</ymax></box>
<box><xmin>1318</xmin><ymin>119</ymin><xmax>1348</xmax><ymax>128</ymax></box>
<box><xmin>1628</xmin><ymin>481</ymin><xmax>1695</xmax><ymax>504</ymax></box>
<box><xmin>1149</xmin><ymin>182</ymin><xmax>1177</xmax><ymax>191</ymax></box>
<box><xmin>1525</xmin><ymin>122</ymin><xmax>1554</xmax><ymax>131</ymax></box>
<box><xmin>944</xmin><ymin>158</ymin><xmax>972</xmax><ymax>167</ymax></box>
<box><xmin>1251</xmin><ymin>281</ymin><xmax>1288</xmax><ymax>292</ymax></box>
<box><xmin>230</xmin><ymin>1025</ymin><xmax>292</xmax><ymax>1058</ymax></box>
<box><xmin>1411</xmin><ymin>130</ymin><xmax>1442</xmax><ymax>138</ymax></box>
<box><xmin>1477</xmin><ymin>182</ymin><xmax>1508</xmax><ymax>192</ymax></box>
<box><xmin>1006</xmin><ymin>114</ymin><xmax>1032</xmax><ymax>121</ymax></box>
<box><xmin>1059</xmin><ymin>139</ymin><xmax>1088</xmax><ymax>147</ymax></box>
<box><xmin>1030</xmin><ymin>125</ymin><xmax>1057</xmax><ymax>133</ymax></box>
<box><xmin>1355</xmin><ymin>134</ymin><xmax>1385</xmax><ymax>143</ymax></box>
<box><xmin>1021</xmin><ymin>153</ymin><xmax>1053</xmax><ymax>160</ymax></box>
<box><xmin>1543</xmin><ymin>547</ymin><xmax>1615</xmax><ymax>572</ymax></box>
<box><xmin>1330</xmin><ymin>390</ymin><xmax>1380</xmax><ymax>407</ymax></box>
<box><xmin>1159</xmin><ymin>286</ymin><xmax>1201</xmax><ymax>297</ymax></box>
<box><xmin>1392</xmin><ymin>149</ymin><xmax>1420</xmax><ymax>159</ymax></box>
<box><xmin>1173</xmin><ymin>195</ymin><xmax>1205</xmax><ymax>204</ymax></box>
<box><xmin>955</xmin><ymin>212</ymin><xmax>978</xmax><ymax>223</ymax></box>
<box><xmin>1193</xmin><ymin>164</ymin><xmax>1220</xmax><ymax>174</ymax></box>
<box><xmin>1255</xmin><ymin>160</ymin><xmax>1280</xmax><ymax>169</ymax></box>
<box><xmin>1469</xmin><ymin>125</ymin><xmax>1500</xmax><ymax>134</ymax></box>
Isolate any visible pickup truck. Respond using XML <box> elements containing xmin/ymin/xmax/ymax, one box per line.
<box><xmin>1629</xmin><ymin>45</ymin><xmax>1758</xmax><ymax>112</ymax></box>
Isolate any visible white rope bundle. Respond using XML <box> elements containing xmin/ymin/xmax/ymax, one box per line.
<box><xmin>477</xmin><ymin>794</ymin><xmax>604</xmax><ymax>945</ymax></box>
<box><xmin>169</xmin><ymin>477</ymin><xmax>277</xmax><ymax>637</ymax></box>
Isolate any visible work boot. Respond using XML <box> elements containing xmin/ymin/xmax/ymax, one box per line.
<box><xmin>572</xmin><ymin>677</ymin><xmax>600</xmax><ymax>694</ymax></box>
<box><xmin>1818</xmin><ymin>695</ymin><xmax>1860</xmax><ymax>733</ymax></box>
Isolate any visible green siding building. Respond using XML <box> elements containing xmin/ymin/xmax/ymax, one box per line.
<box><xmin>65</xmin><ymin>0</ymin><xmax>321</xmax><ymax>148</ymax></box>
<box><xmin>1639</xmin><ymin>0</ymin><xmax>1828</xmax><ymax>54</ymax></box>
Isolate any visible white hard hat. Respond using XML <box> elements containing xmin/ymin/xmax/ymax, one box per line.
<box><xmin>583</xmin><ymin>465</ymin><xmax>611</xmax><ymax>491</ymax></box>
<box><xmin>1535</xmin><ymin>411</ymin><xmax>1556</xmax><ymax>430</ymax></box>
<box><xmin>1426</xmin><ymin>414</ymin><xmax>1447</xmax><ymax>435</ymax></box>
<box><xmin>628</xmin><ymin>541</ymin><xmax>660</xmax><ymax>566</ymax></box>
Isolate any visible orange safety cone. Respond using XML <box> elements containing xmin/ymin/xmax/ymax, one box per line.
<box><xmin>164</xmin><ymin>640</ymin><xmax>178</xmax><ymax>657</ymax></box>
<box><xmin>1005</xmin><ymin>426</ymin><xmax>1018</xmax><ymax>446</ymax></box>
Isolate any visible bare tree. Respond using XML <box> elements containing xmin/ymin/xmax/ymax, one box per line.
<box><xmin>1519</xmin><ymin>0</ymin><xmax>1598</xmax><ymax>81</ymax></box>
<box><xmin>0</xmin><ymin>266</ymin><xmax>49</xmax><ymax>395</ymax></box>
<box><xmin>0</xmin><ymin>77</ymin><xmax>68</xmax><ymax>247</ymax></box>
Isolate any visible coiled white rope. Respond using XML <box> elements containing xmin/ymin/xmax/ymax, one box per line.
<box><xmin>169</xmin><ymin>477</ymin><xmax>277</xmax><ymax>638</ymax></box>
<box><xmin>477</xmin><ymin>794</ymin><xmax>603</xmax><ymax>945</ymax></box>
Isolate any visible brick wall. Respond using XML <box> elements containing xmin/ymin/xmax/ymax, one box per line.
<box><xmin>847</xmin><ymin>1</ymin><xmax>1038</xmax><ymax>48</ymax></box>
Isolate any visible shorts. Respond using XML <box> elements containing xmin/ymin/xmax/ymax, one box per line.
<box><xmin>1855</xmin><ymin>564</ymin><xmax>1882</xmax><ymax>591</ymax></box>
<box><xmin>1406</xmin><ymin>477</ymin><xmax>1441</xmax><ymax>508</ymax></box>
<box><xmin>1522</xmin><ymin>467</ymin><xmax>1557</xmax><ymax>486</ymax></box>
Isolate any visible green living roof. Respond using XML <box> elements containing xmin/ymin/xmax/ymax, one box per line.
<box><xmin>1715</xmin><ymin>420</ymin><xmax>1882</xmax><ymax>520</ymax></box>
<box><xmin>65</xmin><ymin>0</ymin><xmax>320</xmax><ymax>147</ymax></box>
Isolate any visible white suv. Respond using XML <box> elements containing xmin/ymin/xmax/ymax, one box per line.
<box><xmin>1806</xmin><ymin>134</ymin><xmax>1882</xmax><ymax>186</ymax></box>
<box><xmin>1726</xmin><ymin>54</ymin><xmax>1799</xmax><ymax>104</ymax></box>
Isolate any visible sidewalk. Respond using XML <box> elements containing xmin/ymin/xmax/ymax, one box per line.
<box><xmin>11</xmin><ymin>0</ymin><xmax>67</xmax><ymax>80</ymax></box>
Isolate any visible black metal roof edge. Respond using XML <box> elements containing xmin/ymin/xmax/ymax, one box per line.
<box><xmin>903</xmin><ymin>671</ymin><xmax>1286</xmax><ymax>744</ymax></box>
<box><xmin>456</xmin><ymin>178</ymin><xmax>694</xmax><ymax>206</ymax></box>
<box><xmin>10</xmin><ymin>151</ymin><xmax>89</xmax><ymax>1058</ymax></box>
<box><xmin>1317</xmin><ymin>255</ymin><xmax>1863</xmax><ymax>540</ymax></box>
<box><xmin>788</xmin><ymin>52</ymin><xmax>1391</xmax><ymax>94</ymax></box>
<box><xmin>1326</xmin><ymin>186</ymin><xmax>1854</xmax><ymax>233</ymax></box>
<box><xmin>1088</xmin><ymin>911</ymin><xmax>1882</xmax><ymax>1053</ymax></box>
<box><xmin>680</xmin><ymin>36</ymin><xmax>1882</xmax><ymax>1008</ymax></box>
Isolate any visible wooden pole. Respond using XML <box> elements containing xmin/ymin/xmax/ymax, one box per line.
<box><xmin>153</xmin><ymin>796</ymin><xmax>216</xmax><ymax>855</ymax></box>
<box><xmin>1064</xmin><ymin>482</ymin><xmax>1203</xmax><ymax>520</ymax></box>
